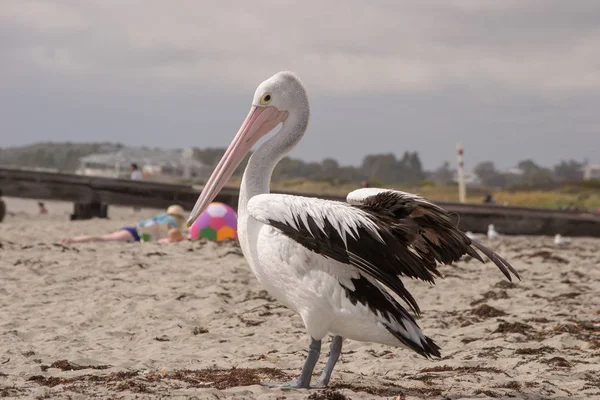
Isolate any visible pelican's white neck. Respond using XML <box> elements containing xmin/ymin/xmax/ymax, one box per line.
<box><xmin>239</xmin><ymin>105</ymin><xmax>309</xmax><ymax>211</ymax></box>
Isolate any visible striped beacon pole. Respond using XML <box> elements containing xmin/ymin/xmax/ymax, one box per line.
<box><xmin>456</xmin><ymin>143</ymin><xmax>467</xmax><ymax>203</ymax></box>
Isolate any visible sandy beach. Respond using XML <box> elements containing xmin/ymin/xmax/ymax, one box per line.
<box><xmin>1</xmin><ymin>197</ymin><xmax>599</xmax><ymax>400</ymax></box>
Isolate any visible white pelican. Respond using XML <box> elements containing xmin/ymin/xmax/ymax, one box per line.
<box><xmin>187</xmin><ymin>71</ymin><xmax>520</xmax><ymax>388</ymax></box>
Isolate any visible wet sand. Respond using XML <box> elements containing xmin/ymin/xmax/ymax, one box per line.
<box><xmin>0</xmin><ymin>198</ymin><xmax>599</xmax><ymax>399</ymax></box>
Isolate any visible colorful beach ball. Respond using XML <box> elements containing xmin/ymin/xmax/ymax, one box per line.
<box><xmin>190</xmin><ymin>202</ymin><xmax>238</xmax><ymax>242</ymax></box>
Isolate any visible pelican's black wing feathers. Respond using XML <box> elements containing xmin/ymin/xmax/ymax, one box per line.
<box><xmin>247</xmin><ymin>190</ymin><xmax>519</xmax><ymax>316</ymax></box>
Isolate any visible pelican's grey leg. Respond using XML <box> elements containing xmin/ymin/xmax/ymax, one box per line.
<box><xmin>313</xmin><ymin>335</ymin><xmax>343</xmax><ymax>387</ymax></box>
<box><xmin>260</xmin><ymin>337</ymin><xmax>321</xmax><ymax>389</ymax></box>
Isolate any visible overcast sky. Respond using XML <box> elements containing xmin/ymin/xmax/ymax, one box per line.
<box><xmin>1</xmin><ymin>0</ymin><xmax>599</xmax><ymax>170</ymax></box>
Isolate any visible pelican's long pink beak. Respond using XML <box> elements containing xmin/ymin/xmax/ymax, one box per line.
<box><xmin>186</xmin><ymin>105</ymin><xmax>288</xmax><ymax>228</ymax></box>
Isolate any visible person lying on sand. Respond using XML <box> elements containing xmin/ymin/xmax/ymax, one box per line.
<box><xmin>61</xmin><ymin>205</ymin><xmax>187</xmax><ymax>244</ymax></box>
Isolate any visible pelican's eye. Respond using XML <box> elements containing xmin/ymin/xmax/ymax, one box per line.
<box><xmin>260</xmin><ymin>93</ymin><xmax>272</xmax><ymax>105</ymax></box>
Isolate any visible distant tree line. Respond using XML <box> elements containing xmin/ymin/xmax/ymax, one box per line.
<box><xmin>0</xmin><ymin>142</ymin><xmax>592</xmax><ymax>189</ymax></box>
<box><xmin>472</xmin><ymin>159</ymin><xmax>586</xmax><ymax>189</ymax></box>
<box><xmin>192</xmin><ymin>148</ymin><xmax>426</xmax><ymax>185</ymax></box>
<box><xmin>193</xmin><ymin>147</ymin><xmax>590</xmax><ymax>188</ymax></box>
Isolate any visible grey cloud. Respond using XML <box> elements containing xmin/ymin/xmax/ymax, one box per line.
<box><xmin>3</xmin><ymin>0</ymin><xmax>600</xmax><ymax>94</ymax></box>
<box><xmin>0</xmin><ymin>0</ymin><xmax>599</xmax><ymax>170</ymax></box>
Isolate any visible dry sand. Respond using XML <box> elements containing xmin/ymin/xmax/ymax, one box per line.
<box><xmin>0</xmin><ymin>198</ymin><xmax>599</xmax><ymax>400</ymax></box>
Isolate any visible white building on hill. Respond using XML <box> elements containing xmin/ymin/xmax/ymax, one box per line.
<box><xmin>77</xmin><ymin>147</ymin><xmax>211</xmax><ymax>182</ymax></box>
<box><xmin>582</xmin><ymin>163</ymin><xmax>600</xmax><ymax>180</ymax></box>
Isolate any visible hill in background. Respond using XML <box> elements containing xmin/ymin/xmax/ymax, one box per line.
<box><xmin>0</xmin><ymin>142</ymin><xmax>125</xmax><ymax>172</ymax></box>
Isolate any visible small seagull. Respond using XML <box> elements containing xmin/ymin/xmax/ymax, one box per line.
<box><xmin>487</xmin><ymin>224</ymin><xmax>500</xmax><ymax>240</ymax></box>
<box><xmin>554</xmin><ymin>234</ymin><xmax>572</xmax><ymax>247</ymax></box>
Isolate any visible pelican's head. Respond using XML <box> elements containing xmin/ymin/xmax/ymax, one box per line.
<box><xmin>186</xmin><ymin>71</ymin><xmax>308</xmax><ymax>228</ymax></box>
<box><xmin>251</xmin><ymin>71</ymin><xmax>308</xmax><ymax>114</ymax></box>
<box><xmin>488</xmin><ymin>224</ymin><xmax>495</xmax><ymax>231</ymax></box>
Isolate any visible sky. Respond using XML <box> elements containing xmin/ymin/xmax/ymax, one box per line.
<box><xmin>1</xmin><ymin>0</ymin><xmax>599</xmax><ymax>171</ymax></box>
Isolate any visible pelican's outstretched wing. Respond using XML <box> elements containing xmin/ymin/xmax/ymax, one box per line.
<box><xmin>346</xmin><ymin>188</ymin><xmax>519</xmax><ymax>281</ymax></box>
<box><xmin>247</xmin><ymin>191</ymin><xmax>519</xmax><ymax>315</ymax></box>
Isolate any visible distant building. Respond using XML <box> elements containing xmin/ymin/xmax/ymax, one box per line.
<box><xmin>503</xmin><ymin>166</ymin><xmax>525</xmax><ymax>176</ymax></box>
<box><xmin>582</xmin><ymin>163</ymin><xmax>600</xmax><ymax>180</ymax></box>
<box><xmin>77</xmin><ymin>147</ymin><xmax>212</xmax><ymax>182</ymax></box>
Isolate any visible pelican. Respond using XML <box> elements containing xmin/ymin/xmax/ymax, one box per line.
<box><xmin>187</xmin><ymin>71</ymin><xmax>520</xmax><ymax>388</ymax></box>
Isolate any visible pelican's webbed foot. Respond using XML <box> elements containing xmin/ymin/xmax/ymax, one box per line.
<box><xmin>260</xmin><ymin>378</ymin><xmax>307</xmax><ymax>389</ymax></box>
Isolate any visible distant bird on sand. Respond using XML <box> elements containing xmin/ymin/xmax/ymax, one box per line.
<box><xmin>487</xmin><ymin>224</ymin><xmax>500</xmax><ymax>240</ymax></box>
<box><xmin>554</xmin><ymin>234</ymin><xmax>572</xmax><ymax>247</ymax></box>
<box><xmin>185</xmin><ymin>71</ymin><xmax>520</xmax><ymax>388</ymax></box>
